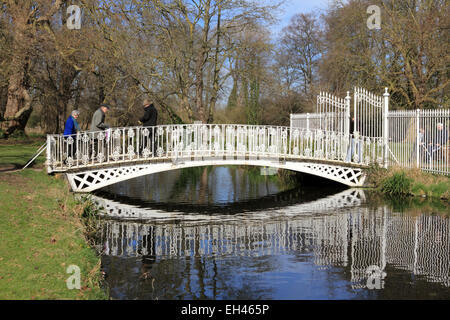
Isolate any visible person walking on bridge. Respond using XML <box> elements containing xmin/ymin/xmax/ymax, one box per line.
<box><xmin>64</xmin><ymin>110</ymin><xmax>81</xmax><ymax>137</ymax></box>
<box><xmin>138</xmin><ymin>99</ymin><xmax>158</xmax><ymax>155</ymax></box>
<box><xmin>89</xmin><ymin>103</ymin><xmax>111</xmax><ymax>158</ymax></box>
<box><xmin>345</xmin><ymin>116</ymin><xmax>362</xmax><ymax>163</ymax></box>
<box><xmin>63</xmin><ymin>110</ymin><xmax>81</xmax><ymax>160</ymax></box>
<box><xmin>90</xmin><ymin>103</ymin><xmax>111</xmax><ymax>133</ymax></box>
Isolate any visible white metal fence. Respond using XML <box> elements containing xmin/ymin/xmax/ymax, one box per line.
<box><xmin>388</xmin><ymin>109</ymin><xmax>449</xmax><ymax>175</ymax></box>
<box><xmin>290</xmin><ymin>92</ymin><xmax>350</xmax><ymax>134</ymax></box>
<box><xmin>291</xmin><ymin>87</ymin><xmax>449</xmax><ymax>175</ymax></box>
<box><xmin>290</xmin><ymin>113</ymin><xmax>329</xmax><ymax>131</ymax></box>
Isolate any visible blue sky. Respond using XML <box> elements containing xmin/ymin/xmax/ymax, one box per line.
<box><xmin>273</xmin><ymin>0</ymin><xmax>331</xmax><ymax>35</ymax></box>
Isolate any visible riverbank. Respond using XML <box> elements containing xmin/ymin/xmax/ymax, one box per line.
<box><xmin>366</xmin><ymin>165</ymin><xmax>450</xmax><ymax>200</ymax></box>
<box><xmin>0</xmin><ymin>139</ymin><xmax>107</xmax><ymax>299</ymax></box>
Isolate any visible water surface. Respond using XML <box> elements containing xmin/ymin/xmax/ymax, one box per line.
<box><xmin>93</xmin><ymin>166</ymin><xmax>450</xmax><ymax>300</ymax></box>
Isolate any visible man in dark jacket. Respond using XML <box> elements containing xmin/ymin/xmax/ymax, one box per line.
<box><xmin>140</xmin><ymin>99</ymin><xmax>158</xmax><ymax>127</ymax></box>
<box><xmin>139</xmin><ymin>99</ymin><xmax>158</xmax><ymax>155</ymax></box>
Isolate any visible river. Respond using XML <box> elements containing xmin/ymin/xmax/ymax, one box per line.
<box><xmin>91</xmin><ymin>166</ymin><xmax>450</xmax><ymax>300</ymax></box>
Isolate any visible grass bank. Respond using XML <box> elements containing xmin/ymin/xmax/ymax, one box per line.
<box><xmin>0</xmin><ymin>135</ymin><xmax>46</xmax><ymax>170</ymax></box>
<box><xmin>0</xmin><ymin>139</ymin><xmax>107</xmax><ymax>299</ymax></box>
<box><xmin>366</xmin><ymin>165</ymin><xmax>450</xmax><ymax>200</ymax></box>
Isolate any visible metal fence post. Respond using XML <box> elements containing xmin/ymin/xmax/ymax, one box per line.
<box><xmin>345</xmin><ymin>91</ymin><xmax>351</xmax><ymax>136</ymax></box>
<box><xmin>46</xmin><ymin>135</ymin><xmax>51</xmax><ymax>174</ymax></box>
<box><xmin>416</xmin><ymin>109</ymin><xmax>420</xmax><ymax>168</ymax></box>
<box><xmin>383</xmin><ymin>87</ymin><xmax>390</xmax><ymax>168</ymax></box>
<box><xmin>306</xmin><ymin>113</ymin><xmax>310</xmax><ymax>131</ymax></box>
<box><xmin>353</xmin><ymin>87</ymin><xmax>358</xmax><ymax>133</ymax></box>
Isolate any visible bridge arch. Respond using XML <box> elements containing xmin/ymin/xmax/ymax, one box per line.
<box><xmin>66</xmin><ymin>159</ymin><xmax>366</xmax><ymax>192</ymax></box>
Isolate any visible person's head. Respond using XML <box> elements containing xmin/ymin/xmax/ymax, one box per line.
<box><xmin>437</xmin><ymin>123</ymin><xmax>443</xmax><ymax>131</ymax></box>
<box><xmin>419</xmin><ymin>127</ymin><xmax>424</xmax><ymax>133</ymax></box>
<box><xmin>100</xmin><ymin>104</ymin><xmax>111</xmax><ymax>113</ymax></box>
<box><xmin>143</xmin><ymin>99</ymin><xmax>152</xmax><ymax>107</ymax></box>
<box><xmin>71</xmin><ymin>110</ymin><xmax>80</xmax><ymax>119</ymax></box>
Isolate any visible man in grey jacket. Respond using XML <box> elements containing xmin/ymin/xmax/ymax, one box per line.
<box><xmin>90</xmin><ymin>104</ymin><xmax>111</xmax><ymax>158</ymax></box>
<box><xmin>90</xmin><ymin>103</ymin><xmax>111</xmax><ymax>133</ymax></box>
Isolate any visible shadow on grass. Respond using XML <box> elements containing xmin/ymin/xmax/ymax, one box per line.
<box><xmin>0</xmin><ymin>137</ymin><xmax>46</xmax><ymax>171</ymax></box>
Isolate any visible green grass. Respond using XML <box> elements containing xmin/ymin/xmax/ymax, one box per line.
<box><xmin>0</xmin><ymin>169</ymin><xmax>107</xmax><ymax>299</ymax></box>
<box><xmin>410</xmin><ymin>180</ymin><xmax>450</xmax><ymax>199</ymax></box>
<box><xmin>0</xmin><ymin>137</ymin><xmax>46</xmax><ymax>168</ymax></box>
<box><xmin>380</xmin><ymin>171</ymin><xmax>412</xmax><ymax>196</ymax></box>
<box><xmin>368</xmin><ymin>165</ymin><xmax>450</xmax><ymax>200</ymax></box>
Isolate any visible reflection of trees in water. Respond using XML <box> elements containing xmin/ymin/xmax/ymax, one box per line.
<box><xmin>101</xmin><ymin>166</ymin><xmax>297</xmax><ymax>206</ymax></box>
<box><xmin>100</xmin><ymin>206</ymin><xmax>450</xmax><ymax>299</ymax></box>
<box><xmin>167</xmin><ymin>166</ymin><xmax>212</xmax><ymax>204</ymax></box>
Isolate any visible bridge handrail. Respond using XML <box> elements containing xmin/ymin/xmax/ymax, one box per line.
<box><xmin>48</xmin><ymin>123</ymin><xmax>343</xmax><ymax>138</ymax></box>
<box><xmin>46</xmin><ymin>124</ymin><xmax>385</xmax><ymax>173</ymax></box>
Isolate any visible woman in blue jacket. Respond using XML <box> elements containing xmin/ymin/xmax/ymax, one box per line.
<box><xmin>63</xmin><ymin>110</ymin><xmax>81</xmax><ymax>161</ymax></box>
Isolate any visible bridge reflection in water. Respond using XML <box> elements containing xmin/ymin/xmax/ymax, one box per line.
<box><xmin>95</xmin><ymin>189</ymin><xmax>450</xmax><ymax>295</ymax></box>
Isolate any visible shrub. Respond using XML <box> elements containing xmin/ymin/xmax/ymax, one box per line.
<box><xmin>381</xmin><ymin>171</ymin><xmax>412</xmax><ymax>196</ymax></box>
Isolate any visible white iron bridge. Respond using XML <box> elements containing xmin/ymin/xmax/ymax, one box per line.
<box><xmin>46</xmin><ymin>124</ymin><xmax>386</xmax><ymax>192</ymax></box>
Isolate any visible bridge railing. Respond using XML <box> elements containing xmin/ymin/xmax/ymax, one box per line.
<box><xmin>46</xmin><ymin>124</ymin><xmax>385</xmax><ymax>173</ymax></box>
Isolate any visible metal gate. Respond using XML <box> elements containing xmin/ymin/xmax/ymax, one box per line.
<box><xmin>316</xmin><ymin>91</ymin><xmax>350</xmax><ymax>134</ymax></box>
<box><xmin>353</xmin><ymin>87</ymin><xmax>388</xmax><ymax>138</ymax></box>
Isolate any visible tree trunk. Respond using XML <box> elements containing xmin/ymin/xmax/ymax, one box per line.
<box><xmin>0</xmin><ymin>3</ymin><xmax>36</xmax><ymax>137</ymax></box>
<box><xmin>1</xmin><ymin>43</ymin><xmax>32</xmax><ymax>136</ymax></box>
<box><xmin>195</xmin><ymin>51</ymin><xmax>206</xmax><ymax>122</ymax></box>
<box><xmin>207</xmin><ymin>6</ymin><xmax>222</xmax><ymax>124</ymax></box>
<box><xmin>195</xmin><ymin>0</ymin><xmax>211</xmax><ymax>123</ymax></box>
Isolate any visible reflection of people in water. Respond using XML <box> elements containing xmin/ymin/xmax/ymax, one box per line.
<box><xmin>99</xmin><ymin>203</ymin><xmax>450</xmax><ymax>300</ymax></box>
<box><xmin>140</xmin><ymin>232</ymin><xmax>157</xmax><ymax>280</ymax></box>
<box><xmin>140</xmin><ymin>256</ymin><xmax>155</xmax><ymax>280</ymax></box>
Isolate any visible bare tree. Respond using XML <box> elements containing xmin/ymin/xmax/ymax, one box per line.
<box><xmin>279</xmin><ymin>13</ymin><xmax>322</xmax><ymax>99</ymax></box>
<box><xmin>0</xmin><ymin>0</ymin><xmax>64</xmax><ymax>136</ymax></box>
